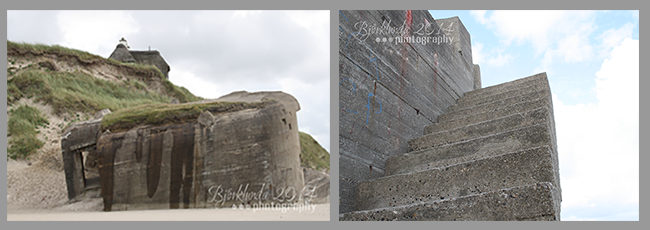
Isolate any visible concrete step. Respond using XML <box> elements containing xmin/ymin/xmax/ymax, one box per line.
<box><xmin>340</xmin><ymin>182</ymin><xmax>560</xmax><ymax>221</ymax></box>
<box><xmin>357</xmin><ymin>145</ymin><xmax>560</xmax><ymax>211</ymax></box>
<box><xmin>459</xmin><ymin>73</ymin><xmax>548</xmax><ymax>103</ymax></box>
<box><xmin>425</xmin><ymin>96</ymin><xmax>553</xmax><ymax>135</ymax></box>
<box><xmin>409</xmin><ymin>107</ymin><xmax>551</xmax><ymax>152</ymax></box>
<box><xmin>441</xmin><ymin>88</ymin><xmax>550</xmax><ymax>121</ymax></box>
<box><xmin>461</xmin><ymin>73</ymin><xmax>547</xmax><ymax>100</ymax></box>
<box><xmin>451</xmin><ymin>81</ymin><xmax>549</xmax><ymax>112</ymax></box>
<box><xmin>388</xmin><ymin>123</ymin><xmax>554</xmax><ymax>175</ymax></box>
<box><xmin>450</xmin><ymin>84</ymin><xmax>548</xmax><ymax>113</ymax></box>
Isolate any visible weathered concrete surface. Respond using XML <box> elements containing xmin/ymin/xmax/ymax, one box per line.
<box><xmin>446</xmin><ymin>87</ymin><xmax>551</xmax><ymax>116</ymax></box>
<box><xmin>303</xmin><ymin>167</ymin><xmax>330</xmax><ymax>204</ymax></box>
<box><xmin>357</xmin><ymin>146</ymin><xmax>559</xmax><ymax>211</ymax></box>
<box><xmin>450</xmin><ymin>75</ymin><xmax>549</xmax><ymax>110</ymax></box>
<box><xmin>96</xmin><ymin>95</ymin><xmax>304</xmax><ymax>211</ymax></box>
<box><xmin>410</xmin><ymin>107</ymin><xmax>552</xmax><ymax>150</ymax></box>
<box><xmin>61</xmin><ymin>116</ymin><xmax>105</xmax><ymax>200</ymax></box>
<box><xmin>473</xmin><ymin>64</ymin><xmax>481</xmax><ymax>90</ymax></box>
<box><xmin>338</xmin><ymin>10</ymin><xmax>479</xmax><ymax>213</ymax></box>
<box><xmin>461</xmin><ymin>72</ymin><xmax>548</xmax><ymax>100</ymax></box>
<box><xmin>340</xmin><ymin>182</ymin><xmax>560</xmax><ymax>221</ymax></box>
<box><xmin>213</xmin><ymin>90</ymin><xmax>300</xmax><ymax>112</ymax></box>
<box><xmin>389</xmin><ymin>124</ymin><xmax>556</xmax><ymax>176</ymax></box>
<box><xmin>451</xmin><ymin>82</ymin><xmax>548</xmax><ymax>111</ymax></box>
<box><xmin>426</xmin><ymin>96</ymin><xmax>553</xmax><ymax>134</ymax></box>
<box><xmin>343</xmin><ymin>73</ymin><xmax>561</xmax><ymax>221</ymax></box>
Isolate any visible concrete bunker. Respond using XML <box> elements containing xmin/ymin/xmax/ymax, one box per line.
<box><xmin>61</xmin><ymin>91</ymin><xmax>308</xmax><ymax>211</ymax></box>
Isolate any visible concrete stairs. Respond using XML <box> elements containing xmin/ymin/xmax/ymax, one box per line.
<box><xmin>340</xmin><ymin>73</ymin><xmax>561</xmax><ymax>221</ymax></box>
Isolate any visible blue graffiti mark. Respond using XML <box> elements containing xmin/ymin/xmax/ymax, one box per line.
<box><xmin>339</xmin><ymin>78</ymin><xmax>359</xmax><ymax>114</ymax></box>
<box><xmin>339</xmin><ymin>25</ymin><xmax>343</xmax><ymax>31</ymax></box>
<box><xmin>339</xmin><ymin>11</ymin><xmax>349</xmax><ymax>21</ymax></box>
<box><xmin>365</xmin><ymin>93</ymin><xmax>382</xmax><ymax>124</ymax></box>
<box><xmin>345</xmin><ymin>32</ymin><xmax>360</xmax><ymax>58</ymax></box>
<box><xmin>340</xmin><ymin>78</ymin><xmax>356</xmax><ymax>92</ymax></box>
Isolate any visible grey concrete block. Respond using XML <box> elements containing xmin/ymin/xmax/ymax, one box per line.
<box><xmin>340</xmin><ymin>182</ymin><xmax>560</xmax><ymax>221</ymax></box>
<box><xmin>93</xmin><ymin>93</ymin><xmax>304</xmax><ymax>211</ymax></box>
<box><xmin>357</xmin><ymin>146</ymin><xmax>559</xmax><ymax>211</ymax></box>
<box><xmin>452</xmin><ymin>80</ymin><xmax>549</xmax><ymax>110</ymax></box>
<box><xmin>473</xmin><ymin>64</ymin><xmax>481</xmax><ymax>90</ymax></box>
<box><xmin>302</xmin><ymin>167</ymin><xmax>330</xmax><ymax>204</ymax></box>
<box><xmin>339</xmin><ymin>10</ymin><xmax>479</xmax><ymax>213</ymax></box>
<box><xmin>339</xmin><ymin>178</ymin><xmax>357</xmax><ymax>214</ymax></box>
<box><xmin>462</xmin><ymin>72</ymin><xmax>547</xmax><ymax>99</ymax></box>
<box><xmin>388</xmin><ymin>123</ymin><xmax>554</xmax><ymax>175</ymax></box>
<box><xmin>410</xmin><ymin>107</ymin><xmax>552</xmax><ymax>151</ymax></box>
<box><xmin>426</xmin><ymin>96</ymin><xmax>552</xmax><ymax>135</ymax></box>
<box><xmin>442</xmin><ymin>89</ymin><xmax>550</xmax><ymax>120</ymax></box>
<box><xmin>61</xmin><ymin>118</ymin><xmax>103</xmax><ymax>200</ymax></box>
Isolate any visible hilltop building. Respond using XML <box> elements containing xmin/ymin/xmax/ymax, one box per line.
<box><xmin>108</xmin><ymin>38</ymin><xmax>170</xmax><ymax>79</ymax></box>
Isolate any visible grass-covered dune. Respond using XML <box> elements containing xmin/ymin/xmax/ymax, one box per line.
<box><xmin>6</xmin><ymin>41</ymin><xmax>329</xmax><ymax>170</ymax></box>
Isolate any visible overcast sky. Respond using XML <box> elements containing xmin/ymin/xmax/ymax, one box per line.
<box><xmin>429</xmin><ymin>10</ymin><xmax>639</xmax><ymax>221</ymax></box>
<box><xmin>7</xmin><ymin>10</ymin><xmax>330</xmax><ymax>152</ymax></box>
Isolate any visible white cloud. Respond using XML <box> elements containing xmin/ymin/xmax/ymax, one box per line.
<box><xmin>471</xmin><ymin>11</ymin><xmax>569</xmax><ymax>52</ymax></box>
<box><xmin>488</xmin><ymin>52</ymin><xmax>514</xmax><ymax>67</ymax></box>
<box><xmin>556</xmin><ymin>33</ymin><xmax>594</xmax><ymax>63</ymax></box>
<box><xmin>597</xmin><ymin>22</ymin><xmax>634</xmax><ymax>57</ymax></box>
<box><xmin>56</xmin><ymin>11</ymin><xmax>140</xmax><ymax>55</ymax></box>
<box><xmin>554</xmin><ymin>38</ymin><xmax>638</xmax><ymax>211</ymax></box>
<box><xmin>230</xmin><ymin>10</ymin><xmax>263</xmax><ymax>20</ymax></box>
<box><xmin>471</xmin><ymin>41</ymin><xmax>513</xmax><ymax>67</ymax></box>
<box><xmin>169</xmin><ymin>69</ymin><xmax>223</xmax><ymax>99</ymax></box>
<box><xmin>470</xmin><ymin>10</ymin><xmax>489</xmax><ymax>25</ymax></box>
<box><xmin>630</xmin><ymin>10</ymin><xmax>639</xmax><ymax>21</ymax></box>
<box><xmin>471</xmin><ymin>10</ymin><xmax>597</xmax><ymax>69</ymax></box>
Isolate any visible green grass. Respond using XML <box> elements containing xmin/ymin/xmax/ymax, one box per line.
<box><xmin>6</xmin><ymin>41</ymin><xmax>330</xmax><ymax>171</ymax></box>
<box><xmin>8</xmin><ymin>41</ymin><xmax>104</xmax><ymax>63</ymax></box>
<box><xmin>7</xmin><ymin>69</ymin><xmax>177</xmax><ymax>116</ymax></box>
<box><xmin>100</xmin><ymin>100</ymin><xmax>269</xmax><ymax>132</ymax></box>
<box><xmin>299</xmin><ymin>132</ymin><xmax>330</xmax><ymax>171</ymax></box>
<box><xmin>7</xmin><ymin>105</ymin><xmax>49</xmax><ymax>160</ymax></box>
<box><xmin>7</xmin><ymin>41</ymin><xmax>201</xmax><ymax>105</ymax></box>
<box><xmin>8</xmin><ymin>41</ymin><xmax>164</xmax><ymax>73</ymax></box>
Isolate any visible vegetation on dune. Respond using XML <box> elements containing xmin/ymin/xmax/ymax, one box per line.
<box><xmin>6</xmin><ymin>41</ymin><xmax>203</xmax><ymax>159</ymax></box>
<box><xmin>100</xmin><ymin>100</ymin><xmax>268</xmax><ymax>132</ymax></box>
<box><xmin>6</xmin><ymin>41</ymin><xmax>328</xmax><ymax>170</ymax></box>
<box><xmin>7</xmin><ymin>41</ymin><xmax>163</xmax><ymax>77</ymax></box>
<box><xmin>7</xmin><ymin>41</ymin><xmax>202</xmax><ymax>116</ymax></box>
<box><xmin>299</xmin><ymin>132</ymin><xmax>330</xmax><ymax>171</ymax></box>
<box><xmin>7</xmin><ymin>105</ymin><xmax>49</xmax><ymax>160</ymax></box>
<box><xmin>8</xmin><ymin>69</ymin><xmax>170</xmax><ymax>116</ymax></box>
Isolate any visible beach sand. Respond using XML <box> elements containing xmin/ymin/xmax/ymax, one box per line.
<box><xmin>7</xmin><ymin>159</ymin><xmax>330</xmax><ymax>221</ymax></box>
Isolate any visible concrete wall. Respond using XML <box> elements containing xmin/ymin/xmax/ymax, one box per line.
<box><xmin>96</xmin><ymin>100</ymin><xmax>304</xmax><ymax>211</ymax></box>
<box><xmin>61</xmin><ymin>92</ymin><xmax>307</xmax><ymax>211</ymax></box>
<box><xmin>338</xmin><ymin>10</ymin><xmax>479</xmax><ymax>213</ymax></box>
